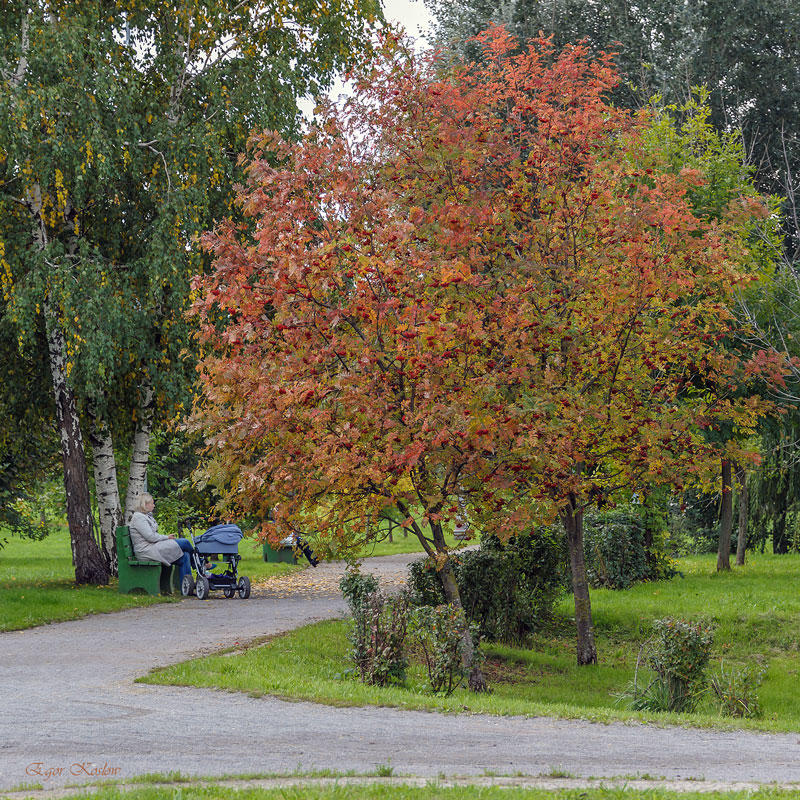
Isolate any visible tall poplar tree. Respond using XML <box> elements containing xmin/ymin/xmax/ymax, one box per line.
<box><xmin>0</xmin><ymin>0</ymin><xmax>379</xmax><ymax>582</ymax></box>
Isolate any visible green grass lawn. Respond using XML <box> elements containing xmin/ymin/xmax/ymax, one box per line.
<box><xmin>350</xmin><ymin>527</ymin><xmax>471</xmax><ymax>558</ymax></box>
<box><xmin>0</xmin><ymin>527</ymin><xmax>299</xmax><ymax>632</ymax></box>
<box><xmin>34</xmin><ymin>784</ymin><xmax>800</xmax><ymax>800</ymax></box>
<box><xmin>143</xmin><ymin>551</ymin><xmax>800</xmax><ymax>732</ymax></box>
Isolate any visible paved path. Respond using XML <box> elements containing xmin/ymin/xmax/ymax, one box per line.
<box><xmin>2</xmin><ymin>553</ymin><xmax>799</xmax><ymax>793</ymax></box>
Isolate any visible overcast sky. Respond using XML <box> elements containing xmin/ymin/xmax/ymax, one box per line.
<box><xmin>299</xmin><ymin>0</ymin><xmax>433</xmax><ymax>118</ymax></box>
<box><xmin>383</xmin><ymin>0</ymin><xmax>433</xmax><ymax>44</ymax></box>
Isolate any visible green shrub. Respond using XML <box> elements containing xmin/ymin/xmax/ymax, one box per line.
<box><xmin>710</xmin><ymin>661</ymin><xmax>766</xmax><ymax>718</ymax></box>
<box><xmin>407</xmin><ymin>529</ymin><xmax>565</xmax><ymax>646</ymax></box>
<box><xmin>409</xmin><ymin>604</ymin><xmax>477</xmax><ymax>695</ymax></box>
<box><xmin>584</xmin><ymin>505</ymin><xmax>678</xmax><ymax>590</ymax></box>
<box><xmin>629</xmin><ymin>618</ymin><xmax>714</xmax><ymax>713</ymax></box>
<box><xmin>406</xmin><ymin>558</ymin><xmax>445</xmax><ymax>608</ymax></box>
<box><xmin>624</xmin><ymin>672</ymin><xmax>675</xmax><ymax>713</ymax></box>
<box><xmin>340</xmin><ymin>569</ymin><xmax>379</xmax><ymax>616</ymax></box>
<box><xmin>339</xmin><ymin>570</ymin><xmax>408</xmax><ymax>686</ymax></box>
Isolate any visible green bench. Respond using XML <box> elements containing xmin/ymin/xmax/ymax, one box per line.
<box><xmin>116</xmin><ymin>525</ymin><xmax>180</xmax><ymax>595</ymax></box>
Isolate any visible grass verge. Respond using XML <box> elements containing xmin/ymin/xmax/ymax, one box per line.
<box><xmin>0</xmin><ymin>527</ymin><xmax>300</xmax><ymax>632</ymax></box>
<box><xmin>349</xmin><ymin>527</ymin><xmax>471</xmax><ymax>558</ymax></box>
<box><xmin>25</xmin><ymin>784</ymin><xmax>800</xmax><ymax>800</ymax></box>
<box><xmin>143</xmin><ymin>552</ymin><xmax>800</xmax><ymax>733</ymax></box>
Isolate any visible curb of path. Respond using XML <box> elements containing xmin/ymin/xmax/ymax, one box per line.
<box><xmin>3</xmin><ymin>775</ymin><xmax>800</xmax><ymax>799</ymax></box>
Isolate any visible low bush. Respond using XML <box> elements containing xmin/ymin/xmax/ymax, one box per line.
<box><xmin>584</xmin><ymin>507</ymin><xmax>648</xmax><ymax>590</ymax></box>
<box><xmin>407</xmin><ymin>529</ymin><xmax>565</xmax><ymax>646</ymax></box>
<box><xmin>583</xmin><ymin>505</ymin><xmax>679</xmax><ymax>590</ymax></box>
<box><xmin>339</xmin><ymin>570</ymin><xmax>408</xmax><ymax>686</ymax></box>
<box><xmin>340</xmin><ymin>569</ymin><xmax>379</xmax><ymax>615</ymax></box>
<box><xmin>710</xmin><ymin>661</ymin><xmax>766</xmax><ymax>718</ymax></box>
<box><xmin>409</xmin><ymin>604</ymin><xmax>478</xmax><ymax>695</ymax></box>
<box><xmin>406</xmin><ymin>558</ymin><xmax>444</xmax><ymax>609</ymax></box>
<box><xmin>628</xmin><ymin>618</ymin><xmax>714</xmax><ymax>713</ymax></box>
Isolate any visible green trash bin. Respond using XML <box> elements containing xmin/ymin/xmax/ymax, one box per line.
<box><xmin>262</xmin><ymin>542</ymin><xmax>297</xmax><ymax>564</ymax></box>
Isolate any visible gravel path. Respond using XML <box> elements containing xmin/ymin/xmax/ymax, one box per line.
<box><xmin>1</xmin><ymin>552</ymin><xmax>799</xmax><ymax>794</ymax></box>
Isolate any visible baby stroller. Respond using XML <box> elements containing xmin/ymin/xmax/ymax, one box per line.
<box><xmin>178</xmin><ymin>518</ymin><xmax>251</xmax><ymax>600</ymax></box>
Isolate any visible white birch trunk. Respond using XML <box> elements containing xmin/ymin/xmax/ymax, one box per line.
<box><xmin>124</xmin><ymin>377</ymin><xmax>155</xmax><ymax>522</ymax></box>
<box><xmin>13</xmin><ymin>14</ymin><xmax>107</xmax><ymax>584</ymax></box>
<box><xmin>30</xmin><ymin>182</ymin><xmax>108</xmax><ymax>583</ymax></box>
<box><xmin>44</xmin><ymin>301</ymin><xmax>109</xmax><ymax>583</ymax></box>
<box><xmin>88</xmin><ymin>401</ymin><xmax>121</xmax><ymax>574</ymax></box>
<box><xmin>45</xmin><ymin>303</ymin><xmax>81</xmax><ymax>568</ymax></box>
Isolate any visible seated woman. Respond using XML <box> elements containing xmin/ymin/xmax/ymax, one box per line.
<box><xmin>129</xmin><ymin>493</ymin><xmax>192</xmax><ymax>585</ymax></box>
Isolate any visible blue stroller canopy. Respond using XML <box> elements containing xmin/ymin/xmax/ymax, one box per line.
<box><xmin>195</xmin><ymin>523</ymin><xmax>243</xmax><ymax>554</ymax></box>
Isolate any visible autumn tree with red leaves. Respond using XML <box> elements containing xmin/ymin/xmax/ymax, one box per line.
<box><xmin>191</xmin><ymin>29</ymin><xmax>775</xmax><ymax>671</ymax></box>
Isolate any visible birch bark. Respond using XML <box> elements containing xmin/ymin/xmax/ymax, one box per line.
<box><xmin>44</xmin><ymin>301</ymin><xmax>109</xmax><ymax>584</ymax></box>
<box><xmin>87</xmin><ymin>401</ymin><xmax>121</xmax><ymax>574</ymax></box>
<box><xmin>124</xmin><ymin>378</ymin><xmax>154</xmax><ymax>522</ymax></box>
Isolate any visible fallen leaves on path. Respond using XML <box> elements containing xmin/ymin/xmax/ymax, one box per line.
<box><xmin>252</xmin><ymin>563</ymin><xmax>408</xmax><ymax>599</ymax></box>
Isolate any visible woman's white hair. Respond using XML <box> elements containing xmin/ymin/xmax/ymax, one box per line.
<box><xmin>133</xmin><ymin>493</ymin><xmax>154</xmax><ymax>513</ymax></box>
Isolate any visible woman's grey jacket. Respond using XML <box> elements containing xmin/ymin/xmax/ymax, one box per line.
<box><xmin>129</xmin><ymin>511</ymin><xmax>182</xmax><ymax>565</ymax></box>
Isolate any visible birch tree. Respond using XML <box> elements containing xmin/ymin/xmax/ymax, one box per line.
<box><xmin>0</xmin><ymin>0</ymin><xmax>380</xmax><ymax>582</ymax></box>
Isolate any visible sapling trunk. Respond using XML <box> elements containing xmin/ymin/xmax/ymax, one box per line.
<box><xmin>735</xmin><ymin>462</ymin><xmax>747</xmax><ymax>566</ymax></box>
<box><xmin>435</xmin><ymin>549</ymin><xmax>488</xmax><ymax>693</ymax></box>
<box><xmin>410</xmin><ymin>513</ymin><xmax>488</xmax><ymax>692</ymax></box>
<box><xmin>717</xmin><ymin>458</ymin><xmax>733</xmax><ymax>571</ymax></box>
<box><xmin>562</xmin><ymin>495</ymin><xmax>597</xmax><ymax>666</ymax></box>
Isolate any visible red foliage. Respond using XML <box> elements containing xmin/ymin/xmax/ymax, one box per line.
<box><xmin>191</xmin><ymin>28</ymin><xmax>772</xmax><ymax>559</ymax></box>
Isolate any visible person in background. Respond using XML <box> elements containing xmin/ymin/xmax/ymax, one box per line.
<box><xmin>128</xmin><ymin>493</ymin><xmax>192</xmax><ymax>585</ymax></box>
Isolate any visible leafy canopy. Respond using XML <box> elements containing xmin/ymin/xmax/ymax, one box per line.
<box><xmin>0</xmin><ymin>0</ymin><xmax>380</xmax><ymax>420</ymax></box>
<box><xmin>191</xmin><ymin>28</ymin><xmax>776</xmax><ymax>556</ymax></box>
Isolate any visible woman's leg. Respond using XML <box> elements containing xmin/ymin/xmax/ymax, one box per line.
<box><xmin>175</xmin><ymin>551</ymin><xmax>191</xmax><ymax>582</ymax></box>
<box><xmin>174</xmin><ymin>538</ymin><xmax>193</xmax><ymax>582</ymax></box>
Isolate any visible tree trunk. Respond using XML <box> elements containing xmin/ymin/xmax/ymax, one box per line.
<box><xmin>401</xmin><ymin>499</ymin><xmax>487</xmax><ymax>691</ymax></box>
<box><xmin>735</xmin><ymin>462</ymin><xmax>748</xmax><ymax>566</ymax></box>
<box><xmin>717</xmin><ymin>458</ymin><xmax>733</xmax><ymax>571</ymax></box>
<box><xmin>28</xmin><ymin>176</ymin><xmax>107</xmax><ymax>585</ymax></box>
<box><xmin>773</xmin><ymin>480</ymin><xmax>789</xmax><ymax>554</ymax></box>
<box><xmin>124</xmin><ymin>377</ymin><xmax>154</xmax><ymax>522</ymax></box>
<box><xmin>642</xmin><ymin>490</ymin><xmax>659</xmax><ymax>575</ymax></box>
<box><xmin>45</xmin><ymin>304</ymin><xmax>109</xmax><ymax>585</ymax></box>
<box><xmin>87</xmin><ymin>400</ymin><xmax>121</xmax><ymax>575</ymax></box>
<box><xmin>431</xmin><ymin>520</ymin><xmax>487</xmax><ymax>692</ymax></box>
<box><xmin>437</xmin><ymin>555</ymin><xmax>488</xmax><ymax>692</ymax></box>
<box><xmin>562</xmin><ymin>494</ymin><xmax>597</xmax><ymax>666</ymax></box>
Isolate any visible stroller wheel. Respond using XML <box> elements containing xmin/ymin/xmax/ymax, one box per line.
<box><xmin>223</xmin><ymin>586</ymin><xmax>235</xmax><ymax>598</ymax></box>
<box><xmin>181</xmin><ymin>574</ymin><xmax>195</xmax><ymax>597</ymax></box>
<box><xmin>195</xmin><ymin>575</ymin><xmax>210</xmax><ymax>600</ymax></box>
<box><xmin>237</xmin><ymin>576</ymin><xmax>251</xmax><ymax>599</ymax></box>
